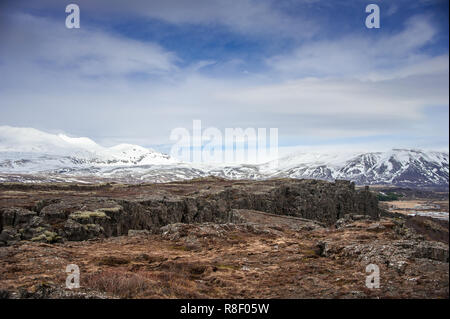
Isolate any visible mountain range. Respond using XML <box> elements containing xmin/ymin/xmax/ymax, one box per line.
<box><xmin>0</xmin><ymin>126</ymin><xmax>448</xmax><ymax>188</ymax></box>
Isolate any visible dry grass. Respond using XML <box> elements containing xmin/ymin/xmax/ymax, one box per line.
<box><xmin>84</xmin><ymin>260</ymin><xmax>211</xmax><ymax>298</ymax></box>
<box><xmin>84</xmin><ymin>270</ymin><xmax>150</xmax><ymax>298</ymax></box>
<box><xmin>95</xmin><ymin>256</ymin><xmax>130</xmax><ymax>266</ymax></box>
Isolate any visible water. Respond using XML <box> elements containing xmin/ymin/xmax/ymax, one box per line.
<box><xmin>408</xmin><ymin>211</ymin><xmax>449</xmax><ymax>221</ymax></box>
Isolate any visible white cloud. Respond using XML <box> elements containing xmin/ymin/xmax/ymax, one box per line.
<box><xmin>0</xmin><ymin>9</ymin><xmax>447</xmax><ymax>152</ymax></box>
<box><xmin>266</xmin><ymin>15</ymin><xmax>440</xmax><ymax>80</ymax></box>
<box><xmin>10</xmin><ymin>0</ymin><xmax>319</xmax><ymax>39</ymax></box>
<box><xmin>0</xmin><ymin>13</ymin><xmax>178</xmax><ymax>79</ymax></box>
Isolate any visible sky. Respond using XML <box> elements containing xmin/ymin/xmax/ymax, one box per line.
<box><xmin>0</xmin><ymin>0</ymin><xmax>448</xmax><ymax>158</ymax></box>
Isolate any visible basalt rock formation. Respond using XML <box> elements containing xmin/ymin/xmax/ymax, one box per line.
<box><xmin>0</xmin><ymin>178</ymin><xmax>380</xmax><ymax>245</ymax></box>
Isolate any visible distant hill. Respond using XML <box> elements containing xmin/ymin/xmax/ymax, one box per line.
<box><xmin>0</xmin><ymin>126</ymin><xmax>448</xmax><ymax>188</ymax></box>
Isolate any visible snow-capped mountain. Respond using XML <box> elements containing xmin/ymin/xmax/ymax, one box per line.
<box><xmin>265</xmin><ymin>149</ymin><xmax>449</xmax><ymax>188</ymax></box>
<box><xmin>0</xmin><ymin>126</ymin><xmax>175</xmax><ymax>170</ymax></box>
<box><xmin>334</xmin><ymin>150</ymin><xmax>449</xmax><ymax>187</ymax></box>
<box><xmin>0</xmin><ymin>126</ymin><xmax>448</xmax><ymax>187</ymax></box>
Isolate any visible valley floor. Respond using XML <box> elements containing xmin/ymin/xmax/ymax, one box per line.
<box><xmin>0</xmin><ymin>209</ymin><xmax>448</xmax><ymax>299</ymax></box>
<box><xmin>0</xmin><ymin>179</ymin><xmax>448</xmax><ymax>299</ymax></box>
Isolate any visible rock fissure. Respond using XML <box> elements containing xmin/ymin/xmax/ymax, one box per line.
<box><xmin>0</xmin><ymin>179</ymin><xmax>380</xmax><ymax>245</ymax></box>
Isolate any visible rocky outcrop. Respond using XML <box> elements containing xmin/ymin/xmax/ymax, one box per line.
<box><xmin>0</xmin><ymin>179</ymin><xmax>380</xmax><ymax>244</ymax></box>
<box><xmin>327</xmin><ymin>239</ymin><xmax>449</xmax><ymax>267</ymax></box>
<box><xmin>234</xmin><ymin>180</ymin><xmax>380</xmax><ymax>223</ymax></box>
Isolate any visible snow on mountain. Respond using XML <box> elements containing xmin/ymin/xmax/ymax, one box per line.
<box><xmin>0</xmin><ymin>126</ymin><xmax>176</xmax><ymax>173</ymax></box>
<box><xmin>334</xmin><ymin>149</ymin><xmax>449</xmax><ymax>187</ymax></box>
<box><xmin>269</xmin><ymin>149</ymin><xmax>449</xmax><ymax>188</ymax></box>
<box><xmin>0</xmin><ymin>126</ymin><xmax>100</xmax><ymax>155</ymax></box>
<box><xmin>0</xmin><ymin>126</ymin><xmax>448</xmax><ymax>187</ymax></box>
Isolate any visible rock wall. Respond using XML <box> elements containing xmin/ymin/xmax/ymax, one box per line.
<box><xmin>0</xmin><ymin>179</ymin><xmax>380</xmax><ymax>245</ymax></box>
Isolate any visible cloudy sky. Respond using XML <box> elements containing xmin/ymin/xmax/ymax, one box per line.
<box><xmin>0</xmin><ymin>0</ymin><xmax>448</xmax><ymax>156</ymax></box>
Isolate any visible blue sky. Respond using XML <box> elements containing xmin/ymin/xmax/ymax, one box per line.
<box><xmin>0</xmin><ymin>0</ymin><xmax>448</xmax><ymax>156</ymax></box>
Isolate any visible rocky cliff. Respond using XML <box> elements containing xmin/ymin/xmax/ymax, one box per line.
<box><xmin>0</xmin><ymin>178</ymin><xmax>380</xmax><ymax>245</ymax></box>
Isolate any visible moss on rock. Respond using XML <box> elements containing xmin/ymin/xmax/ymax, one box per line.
<box><xmin>30</xmin><ymin>230</ymin><xmax>61</xmax><ymax>243</ymax></box>
<box><xmin>69</xmin><ymin>210</ymin><xmax>109</xmax><ymax>220</ymax></box>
